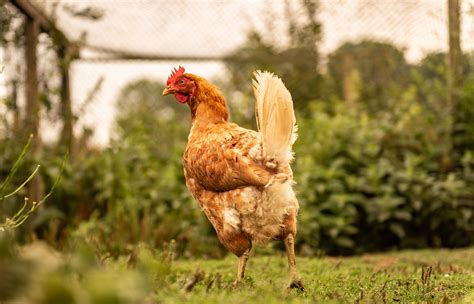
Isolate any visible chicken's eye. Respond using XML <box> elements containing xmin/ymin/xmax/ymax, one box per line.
<box><xmin>178</xmin><ymin>79</ymin><xmax>186</xmax><ymax>86</ymax></box>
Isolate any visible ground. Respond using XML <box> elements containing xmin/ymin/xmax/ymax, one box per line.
<box><xmin>156</xmin><ymin>247</ymin><xmax>474</xmax><ymax>303</ymax></box>
<box><xmin>4</xmin><ymin>242</ymin><xmax>474</xmax><ymax>303</ymax></box>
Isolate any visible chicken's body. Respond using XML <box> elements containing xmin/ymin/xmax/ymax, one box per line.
<box><xmin>184</xmin><ymin>122</ymin><xmax>298</xmax><ymax>248</ymax></box>
<box><xmin>163</xmin><ymin>67</ymin><xmax>303</xmax><ymax>289</ymax></box>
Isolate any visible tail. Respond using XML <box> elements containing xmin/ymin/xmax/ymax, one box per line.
<box><xmin>253</xmin><ymin>71</ymin><xmax>297</xmax><ymax>166</ymax></box>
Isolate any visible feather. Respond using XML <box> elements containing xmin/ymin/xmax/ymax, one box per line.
<box><xmin>253</xmin><ymin>71</ymin><xmax>297</xmax><ymax>165</ymax></box>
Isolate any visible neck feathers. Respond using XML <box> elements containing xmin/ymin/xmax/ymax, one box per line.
<box><xmin>187</xmin><ymin>76</ymin><xmax>228</xmax><ymax>124</ymax></box>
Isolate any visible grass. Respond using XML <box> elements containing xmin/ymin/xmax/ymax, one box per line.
<box><xmin>1</xmin><ymin>238</ymin><xmax>473</xmax><ymax>303</ymax></box>
<box><xmin>160</xmin><ymin>247</ymin><xmax>474</xmax><ymax>303</ymax></box>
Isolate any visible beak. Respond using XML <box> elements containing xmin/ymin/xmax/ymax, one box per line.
<box><xmin>162</xmin><ymin>86</ymin><xmax>174</xmax><ymax>96</ymax></box>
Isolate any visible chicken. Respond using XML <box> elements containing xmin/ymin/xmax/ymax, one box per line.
<box><xmin>162</xmin><ymin>66</ymin><xmax>304</xmax><ymax>290</ymax></box>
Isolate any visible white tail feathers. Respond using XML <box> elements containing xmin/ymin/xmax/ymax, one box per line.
<box><xmin>253</xmin><ymin>71</ymin><xmax>297</xmax><ymax>166</ymax></box>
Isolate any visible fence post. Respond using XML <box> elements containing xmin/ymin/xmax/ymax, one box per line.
<box><xmin>448</xmin><ymin>0</ymin><xmax>462</xmax><ymax>113</ymax></box>
<box><xmin>447</xmin><ymin>0</ymin><xmax>462</xmax><ymax>169</ymax></box>
<box><xmin>24</xmin><ymin>15</ymin><xmax>44</xmax><ymax>202</ymax></box>
<box><xmin>25</xmin><ymin>17</ymin><xmax>39</xmax><ymax>141</ymax></box>
<box><xmin>58</xmin><ymin>46</ymin><xmax>74</xmax><ymax>156</ymax></box>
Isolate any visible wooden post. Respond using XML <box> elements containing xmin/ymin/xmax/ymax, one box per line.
<box><xmin>448</xmin><ymin>0</ymin><xmax>462</xmax><ymax>114</ymax></box>
<box><xmin>58</xmin><ymin>46</ymin><xmax>74</xmax><ymax>155</ymax></box>
<box><xmin>24</xmin><ymin>16</ymin><xmax>43</xmax><ymax>202</ymax></box>
<box><xmin>12</xmin><ymin>0</ymin><xmax>76</xmax><ymax>156</ymax></box>
<box><xmin>24</xmin><ymin>17</ymin><xmax>39</xmax><ymax>140</ymax></box>
<box><xmin>446</xmin><ymin>0</ymin><xmax>462</xmax><ymax>169</ymax></box>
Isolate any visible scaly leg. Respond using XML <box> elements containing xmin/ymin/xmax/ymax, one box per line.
<box><xmin>284</xmin><ymin>234</ymin><xmax>305</xmax><ymax>291</ymax></box>
<box><xmin>232</xmin><ymin>247</ymin><xmax>251</xmax><ymax>287</ymax></box>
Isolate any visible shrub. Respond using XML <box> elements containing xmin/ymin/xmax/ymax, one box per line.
<box><xmin>294</xmin><ymin>101</ymin><xmax>473</xmax><ymax>254</ymax></box>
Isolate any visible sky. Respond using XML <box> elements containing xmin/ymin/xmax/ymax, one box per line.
<box><xmin>1</xmin><ymin>0</ymin><xmax>474</xmax><ymax>145</ymax></box>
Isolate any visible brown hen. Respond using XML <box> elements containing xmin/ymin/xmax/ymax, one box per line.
<box><xmin>163</xmin><ymin>67</ymin><xmax>303</xmax><ymax>290</ymax></box>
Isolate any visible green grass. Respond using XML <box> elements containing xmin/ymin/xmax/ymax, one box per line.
<box><xmin>159</xmin><ymin>247</ymin><xmax>474</xmax><ymax>303</ymax></box>
<box><xmin>2</xmin><ymin>239</ymin><xmax>473</xmax><ymax>303</ymax></box>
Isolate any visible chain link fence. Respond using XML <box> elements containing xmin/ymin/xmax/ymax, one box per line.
<box><xmin>1</xmin><ymin>0</ymin><xmax>474</xmax><ymax>144</ymax></box>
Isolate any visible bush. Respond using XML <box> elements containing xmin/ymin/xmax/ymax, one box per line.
<box><xmin>294</xmin><ymin>101</ymin><xmax>473</xmax><ymax>255</ymax></box>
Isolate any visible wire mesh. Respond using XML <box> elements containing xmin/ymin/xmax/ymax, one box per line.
<box><xmin>1</xmin><ymin>0</ymin><xmax>474</xmax><ymax>144</ymax></box>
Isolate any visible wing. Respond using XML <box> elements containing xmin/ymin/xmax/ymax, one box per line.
<box><xmin>183</xmin><ymin>123</ymin><xmax>272</xmax><ymax>192</ymax></box>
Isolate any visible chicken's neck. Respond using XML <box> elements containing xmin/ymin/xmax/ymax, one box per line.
<box><xmin>189</xmin><ymin>83</ymin><xmax>229</xmax><ymax>126</ymax></box>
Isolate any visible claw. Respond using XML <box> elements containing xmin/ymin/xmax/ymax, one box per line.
<box><xmin>288</xmin><ymin>277</ymin><xmax>305</xmax><ymax>292</ymax></box>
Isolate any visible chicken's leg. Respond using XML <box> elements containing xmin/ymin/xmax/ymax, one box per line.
<box><xmin>284</xmin><ymin>234</ymin><xmax>305</xmax><ymax>291</ymax></box>
<box><xmin>232</xmin><ymin>247</ymin><xmax>251</xmax><ymax>287</ymax></box>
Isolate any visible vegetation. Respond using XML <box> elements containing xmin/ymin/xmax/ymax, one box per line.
<box><xmin>225</xmin><ymin>0</ymin><xmax>322</xmax><ymax>115</ymax></box>
<box><xmin>0</xmin><ymin>0</ymin><xmax>473</xmax><ymax>301</ymax></box>
<box><xmin>294</xmin><ymin>101</ymin><xmax>473</xmax><ymax>254</ymax></box>
<box><xmin>1</xmin><ymin>234</ymin><xmax>473</xmax><ymax>303</ymax></box>
<box><xmin>326</xmin><ymin>41</ymin><xmax>411</xmax><ymax>111</ymax></box>
<box><xmin>1</xmin><ymin>4</ymin><xmax>473</xmax><ymax>257</ymax></box>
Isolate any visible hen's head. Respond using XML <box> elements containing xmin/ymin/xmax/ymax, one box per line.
<box><xmin>162</xmin><ymin>66</ymin><xmax>197</xmax><ymax>104</ymax></box>
<box><xmin>162</xmin><ymin>66</ymin><xmax>228</xmax><ymax>121</ymax></box>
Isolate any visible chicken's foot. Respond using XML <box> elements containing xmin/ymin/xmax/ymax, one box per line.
<box><xmin>284</xmin><ymin>234</ymin><xmax>305</xmax><ymax>291</ymax></box>
<box><xmin>232</xmin><ymin>247</ymin><xmax>251</xmax><ymax>287</ymax></box>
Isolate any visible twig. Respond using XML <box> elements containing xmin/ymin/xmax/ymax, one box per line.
<box><xmin>184</xmin><ymin>268</ymin><xmax>205</xmax><ymax>292</ymax></box>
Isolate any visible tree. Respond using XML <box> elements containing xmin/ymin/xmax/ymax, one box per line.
<box><xmin>412</xmin><ymin>52</ymin><xmax>472</xmax><ymax>112</ymax></box>
<box><xmin>224</xmin><ymin>0</ymin><xmax>322</xmax><ymax>116</ymax></box>
<box><xmin>326</xmin><ymin>40</ymin><xmax>411</xmax><ymax>112</ymax></box>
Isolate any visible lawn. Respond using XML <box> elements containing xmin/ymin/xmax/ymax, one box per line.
<box><xmin>2</xmin><ymin>240</ymin><xmax>473</xmax><ymax>303</ymax></box>
<box><xmin>162</xmin><ymin>247</ymin><xmax>474</xmax><ymax>303</ymax></box>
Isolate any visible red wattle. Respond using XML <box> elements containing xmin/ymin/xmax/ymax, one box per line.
<box><xmin>174</xmin><ymin>92</ymin><xmax>188</xmax><ymax>104</ymax></box>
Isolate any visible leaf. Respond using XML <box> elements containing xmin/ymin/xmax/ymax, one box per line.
<box><xmin>389</xmin><ymin>223</ymin><xmax>405</xmax><ymax>238</ymax></box>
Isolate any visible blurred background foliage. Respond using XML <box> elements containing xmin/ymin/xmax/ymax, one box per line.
<box><xmin>0</xmin><ymin>0</ymin><xmax>473</xmax><ymax>259</ymax></box>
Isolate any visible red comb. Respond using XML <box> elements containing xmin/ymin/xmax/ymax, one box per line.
<box><xmin>167</xmin><ymin>66</ymin><xmax>185</xmax><ymax>86</ymax></box>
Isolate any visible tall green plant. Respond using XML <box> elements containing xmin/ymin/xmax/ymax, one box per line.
<box><xmin>0</xmin><ymin>136</ymin><xmax>66</xmax><ymax>231</ymax></box>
